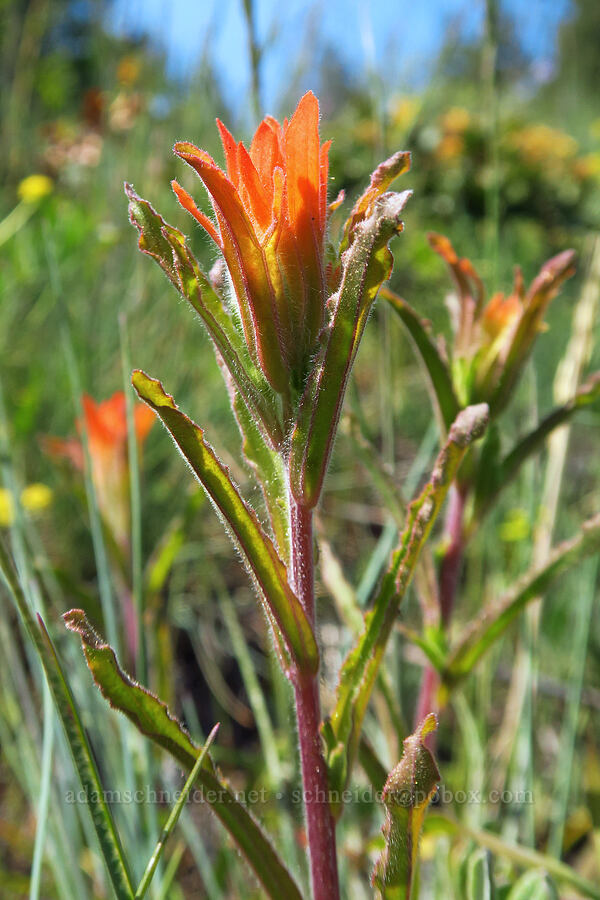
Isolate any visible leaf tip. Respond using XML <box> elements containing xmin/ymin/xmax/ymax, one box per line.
<box><xmin>63</xmin><ymin>608</ymin><xmax>105</xmax><ymax>650</ymax></box>
<box><xmin>449</xmin><ymin>403</ymin><xmax>489</xmax><ymax>447</ymax></box>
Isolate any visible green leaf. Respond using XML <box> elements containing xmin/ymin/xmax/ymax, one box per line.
<box><xmin>125</xmin><ymin>184</ymin><xmax>282</xmax><ymax>445</ymax></box>
<box><xmin>444</xmin><ymin>513</ymin><xmax>600</xmax><ymax>684</ymax></box>
<box><xmin>383</xmin><ymin>288</ymin><xmax>460</xmax><ymax>435</ymax></box>
<box><xmin>472</xmin><ymin>423</ymin><xmax>502</xmax><ymax>521</ymax></box>
<box><xmin>372</xmin><ymin>714</ymin><xmax>440</xmax><ymax>900</ymax></box>
<box><xmin>135</xmin><ymin>724</ymin><xmax>220</xmax><ymax>899</ymax></box>
<box><xmin>290</xmin><ymin>188</ymin><xmax>412</xmax><ymax>508</ymax></box>
<box><xmin>132</xmin><ymin>370</ymin><xmax>318</xmax><ymax>675</ymax></box>
<box><xmin>63</xmin><ymin>609</ymin><xmax>303</xmax><ymax>900</ymax></box>
<box><xmin>431</xmin><ymin>814</ymin><xmax>600</xmax><ymax>900</ymax></box>
<box><xmin>507</xmin><ymin>871</ymin><xmax>560</xmax><ymax>900</ymax></box>
<box><xmin>465</xmin><ymin>849</ymin><xmax>494</xmax><ymax>900</ymax></box>
<box><xmin>324</xmin><ymin>405</ymin><xmax>489</xmax><ymax>808</ymax></box>
<box><xmin>0</xmin><ymin>541</ymin><xmax>135</xmax><ymax>900</ymax></box>
<box><xmin>497</xmin><ymin>372</ymin><xmax>600</xmax><ymax>490</ymax></box>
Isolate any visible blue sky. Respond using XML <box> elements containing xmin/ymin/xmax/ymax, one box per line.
<box><xmin>108</xmin><ymin>0</ymin><xmax>571</xmax><ymax>122</ymax></box>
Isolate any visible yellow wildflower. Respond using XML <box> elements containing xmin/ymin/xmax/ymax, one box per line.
<box><xmin>21</xmin><ymin>483</ymin><xmax>53</xmax><ymax>513</ymax></box>
<box><xmin>390</xmin><ymin>96</ymin><xmax>421</xmax><ymax>131</ymax></box>
<box><xmin>441</xmin><ymin>106</ymin><xmax>470</xmax><ymax>134</ymax></box>
<box><xmin>17</xmin><ymin>174</ymin><xmax>53</xmax><ymax>204</ymax></box>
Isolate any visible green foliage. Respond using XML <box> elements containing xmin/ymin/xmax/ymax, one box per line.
<box><xmin>64</xmin><ymin>608</ymin><xmax>303</xmax><ymax>900</ymax></box>
<box><xmin>372</xmin><ymin>714</ymin><xmax>440</xmax><ymax>899</ymax></box>
<box><xmin>324</xmin><ymin>404</ymin><xmax>489</xmax><ymax>806</ymax></box>
<box><xmin>0</xmin><ymin>541</ymin><xmax>135</xmax><ymax>900</ymax></box>
<box><xmin>1</xmin><ymin>1</ymin><xmax>600</xmax><ymax>896</ymax></box>
<box><xmin>131</xmin><ymin>370</ymin><xmax>318</xmax><ymax>675</ymax></box>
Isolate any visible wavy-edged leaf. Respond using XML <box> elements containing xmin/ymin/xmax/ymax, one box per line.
<box><xmin>0</xmin><ymin>541</ymin><xmax>135</xmax><ymax>900</ymax></box>
<box><xmin>383</xmin><ymin>288</ymin><xmax>460</xmax><ymax>435</ymax></box>
<box><xmin>444</xmin><ymin>514</ymin><xmax>600</xmax><ymax>684</ymax></box>
<box><xmin>372</xmin><ymin>714</ymin><xmax>440</xmax><ymax>900</ymax></box>
<box><xmin>132</xmin><ymin>370</ymin><xmax>318</xmax><ymax>675</ymax></box>
<box><xmin>125</xmin><ymin>184</ymin><xmax>282</xmax><ymax>445</ymax></box>
<box><xmin>63</xmin><ymin>609</ymin><xmax>303</xmax><ymax>900</ymax></box>
<box><xmin>290</xmin><ymin>188</ymin><xmax>412</xmax><ymax>508</ymax></box>
<box><xmin>324</xmin><ymin>405</ymin><xmax>489</xmax><ymax>809</ymax></box>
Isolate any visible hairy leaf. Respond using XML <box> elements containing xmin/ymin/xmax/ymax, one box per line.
<box><xmin>290</xmin><ymin>189</ymin><xmax>412</xmax><ymax>508</ymax></box>
<box><xmin>132</xmin><ymin>370</ymin><xmax>318</xmax><ymax>674</ymax></box>
<box><xmin>231</xmin><ymin>387</ymin><xmax>290</xmax><ymax>561</ymax></box>
<box><xmin>340</xmin><ymin>151</ymin><xmax>411</xmax><ymax>253</ymax></box>
<box><xmin>64</xmin><ymin>609</ymin><xmax>303</xmax><ymax>900</ymax></box>
<box><xmin>372</xmin><ymin>714</ymin><xmax>440</xmax><ymax>899</ymax></box>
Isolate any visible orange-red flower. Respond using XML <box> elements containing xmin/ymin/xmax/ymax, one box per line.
<box><xmin>45</xmin><ymin>392</ymin><xmax>154</xmax><ymax>548</ymax></box>
<box><xmin>171</xmin><ymin>92</ymin><xmax>330</xmax><ymax>394</ymax></box>
<box><xmin>428</xmin><ymin>233</ymin><xmax>575</xmax><ymax>411</ymax></box>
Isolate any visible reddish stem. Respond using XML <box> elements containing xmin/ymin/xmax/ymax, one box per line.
<box><xmin>414</xmin><ymin>484</ymin><xmax>467</xmax><ymax>727</ymax></box>
<box><xmin>289</xmin><ymin>498</ymin><xmax>340</xmax><ymax>900</ymax></box>
<box><xmin>439</xmin><ymin>484</ymin><xmax>467</xmax><ymax>627</ymax></box>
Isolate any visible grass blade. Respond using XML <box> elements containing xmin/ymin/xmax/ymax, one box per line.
<box><xmin>135</xmin><ymin>724</ymin><xmax>220</xmax><ymax>899</ymax></box>
<box><xmin>29</xmin><ymin>681</ymin><xmax>54</xmax><ymax>900</ymax></box>
<box><xmin>0</xmin><ymin>540</ymin><xmax>135</xmax><ymax>900</ymax></box>
<box><xmin>429</xmin><ymin>814</ymin><xmax>600</xmax><ymax>900</ymax></box>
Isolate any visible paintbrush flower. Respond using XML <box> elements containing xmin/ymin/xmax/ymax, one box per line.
<box><xmin>171</xmin><ymin>92</ymin><xmax>330</xmax><ymax>394</ymax></box>
<box><xmin>45</xmin><ymin>392</ymin><xmax>154</xmax><ymax>548</ymax></box>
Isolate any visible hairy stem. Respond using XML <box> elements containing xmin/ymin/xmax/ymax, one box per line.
<box><xmin>289</xmin><ymin>497</ymin><xmax>340</xmax><ymax>900</ymax></box>
<box><xmin>415</xmin><ymin>484</ymin><xmax>466</xmax><ymax>726</ymax></box>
